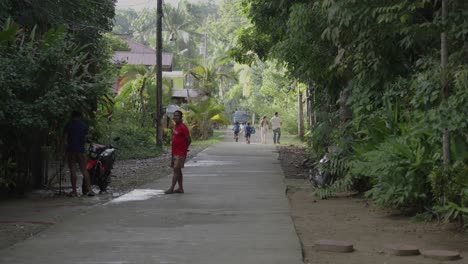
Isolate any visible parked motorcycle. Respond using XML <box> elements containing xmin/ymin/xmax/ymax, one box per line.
<box><xmin>82</xmin><ymin>137</ymin><xmax>119</xmax><ymax>194</ymax></box>
<box><xmin>309</xmin><ymin>154</ymin><xmax>334</xmax><ymax>188</ymax></box>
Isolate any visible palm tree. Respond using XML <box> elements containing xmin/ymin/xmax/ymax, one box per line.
<box><xmin>185</xmin><ymin>98</ymin><xmax>227</xmax><ymax>140</ymax></box>
<box><xmin>187</xmin><ymin>55</ymin><xmax>238</xmax><ymax>98</ymax></box>
<box><xmin>117</xmin><ymin>64</ymin><xmax>172</xmax><ymax>127</ymax></box>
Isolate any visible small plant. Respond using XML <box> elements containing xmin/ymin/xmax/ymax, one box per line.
<box><xmin>0</xmin><ymin>158</ymin><xmax>17</xmax><ymax>188</ymax></box>
<box><xmin>431</xmin><ymin>162</ymin><xmax>468</xmax><ymax>227</ymax></box>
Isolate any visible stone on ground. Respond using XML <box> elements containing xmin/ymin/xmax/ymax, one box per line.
<box><xmin>384</xmin><ymin>244</ymin><xmax>420</xmax><ymax>256</ymax></box>
<box><xmin>315</xmin><ymin>239</ymin><xmax>354</xmax><ymax>253</ymax></box>
<box><xmin>421</xmin><ymin>250</ymin><xmax>461</xmax><ymax>261</ymax></box>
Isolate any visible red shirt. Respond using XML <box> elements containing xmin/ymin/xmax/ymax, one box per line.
<box><xmin>172</xmin><ymin>123</ymin><xmax>190</xmax><ymax>156</ymax></box>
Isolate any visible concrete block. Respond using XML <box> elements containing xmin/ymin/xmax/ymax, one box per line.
<box><xmin>315</xmin><ymin>239</ymin><xmax>354</xmax><ymax>253</ymax></box>
<box><xmin>384</xmin><ymin>244</ymin><xmax>420</xmax><ymax>256</ymax></box>
<box><xmin>421</xmin><ymin>250</ymin><xmax>461</xmax><ymax>261</ymax></box>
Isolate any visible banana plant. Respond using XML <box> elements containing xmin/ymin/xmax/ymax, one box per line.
<box><xmin>184</xmin><ymin>98</ymin><xmax>226</xmax><ymax>140</ymax></box>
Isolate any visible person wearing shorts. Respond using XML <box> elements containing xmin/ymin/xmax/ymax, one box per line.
<box><xmin>165</xmin><ymin>110</ymin><xmax>191</xmax><ymax>194</ymax></box>
<box><xmin>64</xmin><ymin>111</ymin><xmax>94</xmax><ymax>197</ymax></box>
<box><xmin>244</xmin><ymin>122</ymin><xmax>252</xmax><ymax>144</ymax></box>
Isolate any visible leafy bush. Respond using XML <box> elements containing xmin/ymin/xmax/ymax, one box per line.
<box><xmin>351</xmin><ymin>134</ymin><xmax>435</xmax><ymax>211</ymax></box>
<box><xmin>95</xmin><ymin>109</ymin><xmax>164</xmax><ymax>160</ymax></box>
<box><xmin>0</xmin><ymin>19</ymin><xmax>114</xmax><ymax>190</ymax></box>
<box><xmin>431</xmin><ymin>162</ymin><xmax>468</xmax><ymax>226</ymax></box>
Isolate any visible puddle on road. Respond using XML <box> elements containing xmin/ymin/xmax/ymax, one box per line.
<box><xmin>109</xmin><ymin>189</ymin><xmax>164</xmax><ymax>204</ymax></box>
<box><xmin>185</xmin><ymin>160</ymin><xmax>239</xmax><ymax>167</ymax></box>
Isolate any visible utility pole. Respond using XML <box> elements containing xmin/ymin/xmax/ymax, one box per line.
<box><xmin>155</xmin><ymin>0</ymin><xmax>163</xmax><ymax>147</ymax></box>
<box><xmin>298</xmin><ymin>90</ymin><xmax>304</xmax><ymax>139</ymax></box>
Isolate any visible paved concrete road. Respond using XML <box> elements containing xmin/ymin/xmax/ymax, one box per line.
<box><xmin>0</xmin><ymin>141</ymin><xmax>303</xmax><ymax>264</ymax></box>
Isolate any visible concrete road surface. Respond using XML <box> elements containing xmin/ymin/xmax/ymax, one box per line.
<box><xmin>0</xmin><ymin>141</ymin><xmax>303</xmax><ymax>264</ymax></box>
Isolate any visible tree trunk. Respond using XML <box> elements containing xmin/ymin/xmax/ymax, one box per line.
<box><xmin>298</xmin><ymin>91</ymin><xmax>304</xmax><ymax>139</ymax></box>
<box><xmin>313</xmin><ymin>88</ymin><xmax>317</xmax><ymax>125</ymax></box>
<box><xmin>441</xmin><ymin>0</ymin><xmax>451</xmax><ymax>166</ymax></box>
<box><xmin>139</xmin><ymin>77</ymin><xmax>147</xmax><ymax>127</ymax></box>
<box><xmin>339</xmin><ymin>89</ymin><xmax>352</xmax><ymax>123</ymax></box>
<box><xmin>156</xmin><ymin>0</ymin><xmax>164</xmax><ymax>147</ymax></box>
<box><xmin>306</xmin><ymin>85</ymin><xmax>312</xmax><ymax>129</ymax></box>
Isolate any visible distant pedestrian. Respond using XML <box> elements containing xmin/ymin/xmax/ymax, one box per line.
<box><xmin>270</xmin><ymin>112</ymin><xmax>282</xmax><ymax>144</ymax></box>
<box><xmin>260</xmin><ymin>115</ymin><xmax>269</xmax><ymax>144</ymax></box>
<box><xmin>244</xmin><ymin>122</ymin><xmax>253</xmax><ymax>144</ymax></box>
<box><xmin>165</xmin><ymin>110</ymin><xmax>191</xmax><ymax>194</ymax></box>
<box><xmin>63</xmin><ymin>111</ymin><xmax>94</xmax><ymax>197</ymax></box>
<box><xmin>232</xmin><ymin>122</ymin><xmax>241</xmax><ymax>142</ymax></box>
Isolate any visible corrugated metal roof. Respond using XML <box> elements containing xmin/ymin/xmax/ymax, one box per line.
<box><xmin>112</xmin><ymin>39</ymin><xmax>173</xmax><ymax>70</ymax></box>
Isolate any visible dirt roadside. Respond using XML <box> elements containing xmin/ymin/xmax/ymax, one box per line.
<box><xmin>279</xmin><ymin>145</ymin><xmax>468</xmax><ymax>264</ymax></box>
<box><xmin>0</xmin><ymin>145</ymin><xmax>206</xmax><ymax>250</ymax></box>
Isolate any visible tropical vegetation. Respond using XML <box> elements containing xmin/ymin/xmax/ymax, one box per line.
<box><xmin>233</xmin><ymin>0</ymin><xmax>468</xmax><ymax>226</ymax></box>
<box><xmin>1</xmin><ymin>0</ymin><xmax>466</xmax><ymax>229</ymax></box>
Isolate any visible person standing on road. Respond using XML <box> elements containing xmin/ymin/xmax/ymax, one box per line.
<box><xmin>270</xmin><ymin>112</ymin><xmax>282</xmax><ymax>144</ymax></box>
<box><xmin>260</xmin><ymin>115</ymin><xmax>269</xmax><ymax>144</ymax></box>
<box><xmin>165</xmin><ymin>110</ymin><xmax>191</xmax><ymax>194</ymax></box>
<box><xmin>63</xmin><ymin>111</ymin><xmax>94</xmax><ymax>197</ymax></box>
<box><xmin>244</xmin><ymin>122</ymin><xmax>253</xmax><ymax>144</ymax></box>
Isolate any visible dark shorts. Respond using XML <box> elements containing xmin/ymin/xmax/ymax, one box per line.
<box><xmin>171</xmin><ymin>155</ymin><xmax>186</xmax><ymax>169</ymax></box>
<box><xmin>245</xmin><ymin>133</ymin><xmax>251</xmax><ymax>138</ymax></box>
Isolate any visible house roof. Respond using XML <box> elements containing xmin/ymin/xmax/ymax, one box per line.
<box><xmin>112</xmin><ymin>39</ymin><xmax>173</xmax><ymax>71</ymax></box>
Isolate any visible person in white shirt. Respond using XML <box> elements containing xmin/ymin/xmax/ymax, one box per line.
<box><xmin>270</xmin><ymin>112</ymin><xmax>282</xmax><ymax>144</ymax></box>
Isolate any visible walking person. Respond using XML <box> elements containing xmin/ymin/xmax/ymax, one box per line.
<box><xmin>232</xmin><ymin>122</ymin><xmax>241</xmax><ymax>142</ymax></box>
<box><xmin>165</xmin><ymin>110</ymin><xmax>191</xmax><ymax>194</ymax></box>
<box><xmin>270</xmin><ymin>112</ymin><xmax>282</xmax><ymax>144</ymax></box>
<box><xmin>63</xmin><ymin>111</ymin><xmax>94</xmax><ymax>197</ymax></box>
<box><xmin>260</xmin><ymin>115</ymin><xmax>269</xmax><ymax>144</ymax></box>
<box><xmin>244</xmin><ymin>122</ymin><xmax>253</xmax><ymax>144</ymax></box>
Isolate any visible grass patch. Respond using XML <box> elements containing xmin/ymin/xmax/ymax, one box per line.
<box><xmin>191</xmin><ymin>130</ymin><xmax>224</xmax><ymax>147</ymax></box>
<box><xmin>116</xmin><ymin>130</ymin><xmax>224</xmax><ymax>160</ymax></box>
<box><xmin>279</xmin><ymin>133</ymin><xmax>305</xmax><ymax>146</ymax></box>
<box><xmin>119</xmin><ymin>143</ymin><xmax>164</xmax><ymax>160</ymax></box>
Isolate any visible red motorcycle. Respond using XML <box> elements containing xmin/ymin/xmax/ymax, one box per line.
<box><xmin>82</xmin><ymin>137</ymin><xmax>119</xmax><ymax>194</ymax></box>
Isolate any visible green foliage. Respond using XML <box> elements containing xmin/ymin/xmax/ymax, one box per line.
<box><xmin>184</xmin><ymin>98</ymin><xmax>226</xmax><ymax>140</ymax></box>
<box><xmin>0</xmin><ymin>158</ymin><xmax>17</xmax><ymax>188</ymax></box>
<box><xmin>0</xmin><ymin>21</ymin><xmax>113</xmax><ymax>133</ymax></box>
<box><xmin>236</xmin><ymin>0</ymin><xmax>468</xmax><ymax>223</ymax></box>
<box><xmin>0</xmin><ymin>0</ymin><xmax>116</xmax><ymax>191</ymax></box>
<box><xmin>431</xmin><ymin>162</ymin><xmax>468</xmax><ymax>225</ymax></box>
<box><xmin>104</xmin><ymin>33</ymin><xmax>130</xmax><ymax>51</ymax></box>
<box><xmin>351</xmin><ymin>132</ymin><xmax>435</xmax><ymax>211</ymax></box>
<box><xmin>113</xmin><ymin>9</ymin><xmax>138</xmax><ymax>34</ymax></box>
<box><xmin>95</xmin><ymin>109</ymin><xmax>163</xmax><ymax>160</ymax></box>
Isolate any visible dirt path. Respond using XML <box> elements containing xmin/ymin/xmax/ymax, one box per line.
<box><xmin>279</xmin><ymin>145</ymin><xmax>467</xmax><ymax>264</ymax></box>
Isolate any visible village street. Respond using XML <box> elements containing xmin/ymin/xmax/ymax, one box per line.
<box><xmin>0</xmin><ymin>139</ymin><xmax>303</xmax><ymax>264</ymax></box>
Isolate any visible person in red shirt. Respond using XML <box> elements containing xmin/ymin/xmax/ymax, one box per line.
<box><xmin>165</xmin><ymin>110</ymin><xmax>191</xmax><ymax>194</ymax></box>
